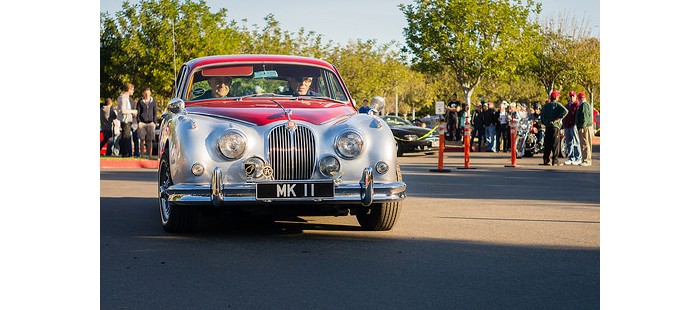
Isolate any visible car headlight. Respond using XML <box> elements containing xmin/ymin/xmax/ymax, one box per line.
<box><xmin>335</xmin><ymin>131</ymin><xmax>363</xmax><ymax>159</ymax></box>
<box><xmin>218</xmin><ymin>130</ymin><xmax>246</xmax><ymax>160</ymax></box>
<box><xmin>319</xmin><ymin>155</ymin><xmax>341</xmax><ymax>177</ymax></box>
<box><xmin>403</xmin><ymin>134</ymin><xmax>418</xmax><ymax>141</ymax></box>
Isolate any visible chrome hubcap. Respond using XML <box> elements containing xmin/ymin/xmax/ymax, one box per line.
<box><xmin>159</xmin><ymin>160</ymin><xmax>172</xmax><ymax>222</ymax></box>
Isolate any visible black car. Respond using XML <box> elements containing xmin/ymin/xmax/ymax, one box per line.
<box><xmin>381</xmin><ymin>115</ymin><xmax>439</xmax><ymax>156</ymax></box>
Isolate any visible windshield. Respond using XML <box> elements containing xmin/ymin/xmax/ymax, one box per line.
<box><xmin>187</xmin><ymin>63</ymin><xmax>349</xmax><ymax>102</ymax></box>
<box><xmin>382</xmin><ymin>116</ymin><xmax>412</xmax><ymax>126</ymax></box>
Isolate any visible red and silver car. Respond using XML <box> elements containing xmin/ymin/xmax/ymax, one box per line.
<box><xmin>157</xmin><ymin>55</ymin><xmax>406</xmax><ymax>232</ymax></box>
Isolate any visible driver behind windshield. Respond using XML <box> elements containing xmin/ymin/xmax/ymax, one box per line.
<box><xmin>195</xmin><ymin>76</ymin><xmax>232</xmax><ymax>100</ymax></box>
<box><xmin>284</xmin><ymin>77</ymin><xmax>321</xmax><ymax>96</ymax></box>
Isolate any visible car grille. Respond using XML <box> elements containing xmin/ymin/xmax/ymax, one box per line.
<box><xmin>268</xmin><ymin>125</ymin><xmax>316</xmax><ymax>180</ymax></box>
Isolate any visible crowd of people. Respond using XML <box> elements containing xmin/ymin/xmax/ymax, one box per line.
<box><xmin>442</xmin><ymin>91</ymin><xmax>595</xmax><ymax>167</ymax></box>
<box><xmin>100</xmin><ymin>82</ymin><xmax>158</xmax><ymax>158</ymax></box>
<box><xmin>100</xmin><ymin>84</ymin><xmax>595</xmax><ymax>167</ymax></box>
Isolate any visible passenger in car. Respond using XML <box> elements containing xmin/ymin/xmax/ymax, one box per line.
<box><xmin>194</xmin><ymin>76</ymin><xmax>232</xmax><ymax>99</ymax></box>
<box><xmin>284</xmin><ymin>77</ymin><xmax>321</xmax><ymax>96</ymax></box>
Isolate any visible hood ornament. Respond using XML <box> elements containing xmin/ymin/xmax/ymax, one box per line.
<box><xmin>272</xmin><ymin>100</ymin><xmax>296</xmax><ymax>132</ymax></box>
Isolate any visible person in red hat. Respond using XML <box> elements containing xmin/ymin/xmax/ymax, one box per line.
<box><xmin>539</xmin><ymin>91</ymin><xmax>568</xmax><ymax>166</ymax></box>
<box><xmin>575</xmin><ymin>92</ymin><xmax>594</xmax><ymax>166</ymax></box>
<box><xmin>562</xmin><ymin>91</ymin><xmax>582</xmax><ymax>165</ymax></box>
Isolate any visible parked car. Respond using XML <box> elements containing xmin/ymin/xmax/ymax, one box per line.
<box><xmin>420</xmin><ymin>115</ymin><xmax>441</xmax><ymax>129</ymax></box>
<box><xmin>157</xmin><ymin>55</ymin><xmax>406</xmax><ymax>232</ymax></box>
<box><xmin>381</xmin><ymin>115</ymin><xmax>439</xmax><ymax>156</ymax></box>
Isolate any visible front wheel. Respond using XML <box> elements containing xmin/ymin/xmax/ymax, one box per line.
<box><xmin>356</xmin><ymin>165</ymin><xmax>403</xmax><ymax>231</ymax></box>
<box><xmin>559</xmin><ymin>136</ymin><xmax>568</xmax><ymax>158</ymax></box>
<box><xmin>158</xmin><ymin>149</ymin><xmax>199</xmax><ymax>233</ymax></box>
<box><xmin>356</xmin><ymin>201</ymin><xmax>402</xmax><ymax>231</ymax></box>
<box><xmin>515</xmin><ymin>136</ymin><xmax>525</xmax><ymax>158</ymax></box>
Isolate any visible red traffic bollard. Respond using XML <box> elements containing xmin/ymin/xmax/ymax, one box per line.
<box><xmin>429</xmin><ymin>121</ymin><xmax>451</xmax><ymax>173</ymax></box>
<box><xmin>505</xmin><ymin>119</ymin><xmax>517</xmax><ymax>167</ymax></box>
<box><xmin>457</xmin><ymin>122</ymin><xmax>475</xmax><ymax>169</ymax></box>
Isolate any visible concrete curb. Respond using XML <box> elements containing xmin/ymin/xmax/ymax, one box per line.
<box><xmin>100</xmin><ymin>159</ymin><xmax>158</xmax><ymax>169</ymax></box>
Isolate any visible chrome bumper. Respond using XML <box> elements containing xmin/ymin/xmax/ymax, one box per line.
<box><xmin>164</xmin><ymin>166</ymin><xmax>406</xmax><ymax>206</ymax></box>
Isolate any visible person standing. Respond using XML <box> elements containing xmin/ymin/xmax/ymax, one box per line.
<box><xmin>482</xmin><ymin>101</ymin><xmax>499</xmax><ymax>152</ymax></box>
<box><xmin>358</xmin><ymin>99</ymin><xmax>372</xmax><ymax>114</ymax></box>
<box><xmin>529</xmin><ymin>102</ymin><xmax>545</xmax><ymax>148</ymax></box>
<box><xmin>137</xmin><ymin>87</ymin><xmax>158</xmax><ymax>158</ymax></box>
<box><xmin>100</xmin><ymin>98</ymin><xmax>118</xmax><ymax>156</ymax></box>
<box><xmin>575</xmin><ymin>92</ymin><xmax>594</xmax><ymax>166</ymax></box>
<box><xmin>539</xmin><ymin>91</ymin><xmax>568</xmax><ymax>166</ymax></box>
<box><xmin>117</xmin><ymin>83</ymin><xmax>138</xmax><ymax>158</ymax></box>
<box><xmin>562</xmin><ymin>91</ymin><xmax>582</xmax><ymax>165</ymax></box>
<box><xmin>446</xmin><ymin>94</ymin><xmax>460</xmax><ymax>141</ymax></box>
<box><xmin>497</xmin><ymin>101</ymin><xmax>510</xmax><ymax>152</ymax></box>
<box><xmin>470</xmin><ymin>103</ymin><xmax>484</xmax><ymax>151</ymax></box>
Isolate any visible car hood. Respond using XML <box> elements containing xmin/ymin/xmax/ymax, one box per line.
<box><xmin>389</xmin><ymin>125</ymin><xmax>435</xmax><ymax>136</ymax></box>
<box><xmin>185</xmin><ymin>99</ymin><xmax>356</xmax><ymax>126</ymax></box>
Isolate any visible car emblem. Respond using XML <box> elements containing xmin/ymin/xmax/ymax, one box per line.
<box><xmin>262</xmin><ymin>164</ymin><xmax>274</xmax><ymax>179</ymax></box>
<box><xmin>244</xmin><ymin>162</ymin><xmax>255</xmax><ymax>176</ymax></box>
<box><xmin>286</xmin><ymin>120</ymin><xmax>296</xmax><ymax>131</ymax></box>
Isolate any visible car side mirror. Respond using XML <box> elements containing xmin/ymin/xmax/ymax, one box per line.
<box><xmin>168</xmin><ymin>98</ymin><xmax>186</xmax><ymax>114</ymax></box>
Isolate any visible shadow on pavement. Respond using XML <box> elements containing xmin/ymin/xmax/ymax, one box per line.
<box><xmin>400</xmin><ymin>164</ymin><xmax>599</xmax><ymax>204</ymax></box>
<box><xmin>101</xmin><ymin>197</ymin><xmax>599</xmax><ymax>310</ymax></box>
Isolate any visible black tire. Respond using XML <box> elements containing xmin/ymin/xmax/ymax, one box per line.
<box><xmin>559</xmin><ymin>137</ymin><xmax>568</xmax><ymax>158</ymax></box>
<box><xmin>356</xmin><ymin>165</ymin><xmax>403</xmax><ymax>231</ymax></box>
<box><xmin>356</xmin><ymin>201</ymin><xmax>402</xmax><ymax>231</ymax></box>
<box><xmin>515</xmin><ymin>136</ymin><xmax>525</xmax><ymax>159</ymax></box>
<box><xmin>158</xmin><ymin>149</ymin><xmax>199</xmax><ymax>233</ymax></box>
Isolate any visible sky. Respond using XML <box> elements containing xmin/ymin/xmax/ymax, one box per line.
<box><xmin>99</xmin><ymin>0</ymin><xmax>600</xmax><ymax>45</ymax></box>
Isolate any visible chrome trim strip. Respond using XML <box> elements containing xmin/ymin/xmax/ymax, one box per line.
<box><xmin>165</xmin><ymin>182</ymin><xmax>406</xmax><ymax>205</ymax></box>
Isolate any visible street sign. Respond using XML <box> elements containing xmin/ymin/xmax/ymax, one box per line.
<box><xmin>435</xmin><ymin>101</ymin><xmax>445</xmax><ymax>115</ymax></box>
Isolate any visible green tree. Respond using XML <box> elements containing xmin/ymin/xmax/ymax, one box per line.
<box><xmin>400</xmin><ymin>0</ymin><xmax>541</xmax><ymax>111</ymax></box>
<box><xmin>100</xmin><ymin>0</ymin><xmax>244</xmax><ymax>111</ymax></box>
<box><xmin>525</xmin><ymin>13</ymin><xmax>596</xmax><ymax>99</ymax></box>
<box><xmin>571</xmin><ymin>37</ymin><xmax>600</xmax><ymax>109</ymax></box>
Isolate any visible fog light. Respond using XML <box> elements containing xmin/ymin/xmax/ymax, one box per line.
<box><xmin>375</xmin><ymin>161</ymin><xmax>389</xmax><ymax>174</ymax></box>
<box><xmin>191</xmin><ymin>163</ymin><xmax>205</xmax><ymax>176</ymax></box>
<box><xmin>319</xmin><ymin>156</ymin><xmax>341</xmax><ymax>177</ymax></box>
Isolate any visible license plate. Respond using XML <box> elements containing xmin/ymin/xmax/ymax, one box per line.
<box><xmin>256</xmin><ymin>182</ymin><xmax>334</xmax><ymax>199</ymax></box>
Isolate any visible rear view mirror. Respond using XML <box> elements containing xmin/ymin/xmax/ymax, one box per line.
<box><xmin>254</xmin><ymin>70</ymin><xmax>279</xmax><ymax>79</ymax></box>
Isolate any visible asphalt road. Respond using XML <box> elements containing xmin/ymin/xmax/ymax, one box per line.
<box><xmin>101</xmin><ymin>148</ymin><xmax>600</xmax><ymax>309</ymax></box>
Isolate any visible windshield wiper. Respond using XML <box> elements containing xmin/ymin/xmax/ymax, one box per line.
<box><xmin>233</xmin><ymin>93</ymin><xmax>294</xmax><ymax>100</ymax></box>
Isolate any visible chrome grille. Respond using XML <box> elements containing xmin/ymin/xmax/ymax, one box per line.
<box><xmin>268</xmin><ymin>125</ymin><xmax>316</xmax><ymax>180</ymax></box>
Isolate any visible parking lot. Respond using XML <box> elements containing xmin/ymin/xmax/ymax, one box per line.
<box><xmin>100</xmin><ymin>146</ymin><xmax>599</xmax><ymax>309</ymax></box>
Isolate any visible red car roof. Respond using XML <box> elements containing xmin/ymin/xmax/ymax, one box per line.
<box><xmin>186</xmin><ymin>55</ymin><xmax>337</xmax><ymax>71</ymax></box>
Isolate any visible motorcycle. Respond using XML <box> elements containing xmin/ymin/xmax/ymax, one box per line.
<box><xmin>514</xmin><ymin>119</ymin><xmax>543</xmax><ymax>158</ymax></box>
